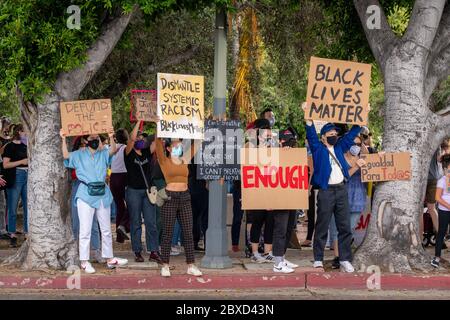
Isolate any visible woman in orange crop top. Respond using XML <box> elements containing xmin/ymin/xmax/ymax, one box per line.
<box><xmin>155</xmin><ymin>138</ymin><xmax>202</xmax><ymax>277</ymax></box>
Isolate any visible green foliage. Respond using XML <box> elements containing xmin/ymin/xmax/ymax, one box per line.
<box><xmin>387</xmin><ymin>4</ymin><xmax>411</xmax><ymax>36</ymax></box>
<box><xmin>0</xmin><ymin>0</ymin><xmax>231</xmax><ymax>103</ymax></box>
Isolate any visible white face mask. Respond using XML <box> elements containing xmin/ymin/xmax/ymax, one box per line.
<box><xmin>350</xmin><ymin>145</ymin><xmax>361</xmax><ymax>156</ymax></box>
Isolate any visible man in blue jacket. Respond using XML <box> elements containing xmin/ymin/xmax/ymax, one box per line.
<box><xmin>306</xmin><ymin>119</ymin><xmax>361</xmax><ymax>272</ymax></box>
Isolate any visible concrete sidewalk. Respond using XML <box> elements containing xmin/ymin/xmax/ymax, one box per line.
<box><xmin>0</xmin><ymin>248</ymin><xmax>449</xmax><ymax>291</ymax></box>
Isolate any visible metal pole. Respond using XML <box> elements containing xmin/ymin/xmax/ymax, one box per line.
<box><xmin>201</xmin><ymin>7</ymin><xmax>232</xmax><ymax>269</ymax></box>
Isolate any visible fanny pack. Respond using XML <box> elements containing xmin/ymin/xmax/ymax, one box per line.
<box><xmin>137</xmin><ymin>159</ymin><xmax>170</xmax><ymax>207</ymax></box>
<box><xmin>80</xmin><ymin>181</ymin><xmax>106</xmax><ymax>196</ymax></box>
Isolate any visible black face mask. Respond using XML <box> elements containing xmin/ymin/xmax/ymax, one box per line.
<box><xmin>88</xmin><ymin>139</ymin><xmax>100</xmax><ymax>150</ymax></box>
<box><xmin>326</xmin><ymin>136</ymin><xmax>338</xmax><ymax>146</ymax></box>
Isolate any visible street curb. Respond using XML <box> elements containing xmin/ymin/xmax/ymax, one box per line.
<box><xmin>0</xmin><ymin>272</ymin><xmax>449</xmax><ymax>290</ymax></box>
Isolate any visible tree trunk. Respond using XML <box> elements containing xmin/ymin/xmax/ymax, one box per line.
<box><xmin>2</xmin><ymin>93</ymin><xmax>77</xmax><ymax>270</ymax></box>
<box><xmin>354</xmin><ymin>51</ymin><xmax>440</xmax><ymax>273</ymax></box>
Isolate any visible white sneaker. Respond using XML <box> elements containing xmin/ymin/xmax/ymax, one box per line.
<box><xmin>187</xmin><ymin>265</ymin><xmax>203</xmax><ymax>277</ymax></box>
<box><xmin>263</xmin><ymin>252</ymin><xmax>275</xmax><ymax>263</ymax></box>
<box><xmin>273</xmin><ymin>262</ymin><xmax>294</xmax><ymax>273</ymax></box>
<box><xmin>161</xmin><ymin>265</ymin><xmax>171</xmax><ymax>277</ymax></box>
<box><xmin>284</xmin><ymin>259</ymin><xmax>299</xmax><ymax>269</ymax></box>
<box><xmin>250</xmin><ymin>254</ymin><xmax>266</xmax><ymax>263</ymax></box>
<box><xmin>340</xmin><ymin>261</ymin><xmax>355</xmax><ymax>273</ymax></box>
<box><xmin>313</xmin><ymin>261</ymin><xmax>324</xmax><ymax>269</ymax></box>
<box><xmin>107</xmin><ymin>257</ymin><xmax>128</xmax><ymax>269</ymax></box>
<box><xmin>81</xmin><ymin>261</ymin><xmax>96</xmax><ymax>274</ymax></box>
<box><xmin>170</xmin><ymin>246</ymin><xmax>181</xmax><ymax>256</ymax></box>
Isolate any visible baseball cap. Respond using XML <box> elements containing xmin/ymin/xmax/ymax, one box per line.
<box><xmin>320</xmin><ymin>123</ymin><xmax>340</xmax><ymax>136</ymax></box>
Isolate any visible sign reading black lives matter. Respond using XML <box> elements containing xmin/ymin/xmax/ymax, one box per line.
<box><xmin>197</xmin><ymin>119</ymin><xmax>243</xmax><ymax>181</ymax></box>
<box><xmin>157</xmin><ymin>73</ymin><xmax>204</xmax><ymax>139</ymax></box>
<box><xmin>305</xmin><ymin>56</ymin><xmax>372</xmax><ymax>125</ymax></box>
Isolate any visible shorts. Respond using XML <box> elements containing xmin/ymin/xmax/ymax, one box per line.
<box><xmin>425</xmin><ymin>179</ymin><xmax>438</xmax><ymax>204</ymax></box>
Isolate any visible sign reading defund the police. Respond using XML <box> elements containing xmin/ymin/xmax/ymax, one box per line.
<box><xmin>157</xmin><ymin>73</ymin><xmax>204</xmax><ymax>139</ymax></box>
<box><xmin>360</xmin><ymin>152</ymin><xmax>411</xmax><ymax>182</ymax></box>
<box><xmin>305</xmin><ymin>56</ymin><xmax>371</xmax><ymax>125</ymax></box>
<box><xmin>197</xmin><ymin>119</ymin><xmax>243</xmax><ymax>181</ymax></box>
<box><xmin>60</xmin><ymin>99</ymin><xmax>112</xmax><ymax>136</ymax></box>
<box><xmin>241</xmin><ymin>148</ymin><xmax>309</xmax><ymax>210</ymax></box>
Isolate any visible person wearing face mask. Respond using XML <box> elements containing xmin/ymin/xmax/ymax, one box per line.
<box><xmin>328</xmin><ymin>135</ymin><xmax>367</xmax><ymax>268</ymax></box>
<box><xmin>110</xmin><ymin>128</ymin><xmax>131</xmax><ymax>243</ymax></box>
<box><xmin>61</xmin><ymin>128</ymin><xmax>128</xmax><ymax>274</ymax></box>
<box><xmin>304</xmin><ymin>103</ymin><xmax>361</xmax><ymax>272</ymax></box>
<box><xmin>124</xmin><ymin>121</ymin><xmax>162</xmax><ymax>264</ymax></box>
<box><xmin>155</xmin><ymin>135</ymin><xmax>202</xmax><ymax>277</ymax></box>
<box><xmin>2</xmin><ymin>124</ymin><xmax>28</xmax><ymax>247</ymax></box>
<box><xmin>247</xmin><ymin>119</ymin><xmax>276</xmax><ymax>264</ymax></box>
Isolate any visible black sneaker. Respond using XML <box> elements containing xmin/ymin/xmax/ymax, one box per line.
<box><xmin>331</xmin><ymin>257</ymin><xmax>340</xmax><ymax>269</ymax></box>
<box><xmin>117</xmin><ymin>227</ymin><xmax>130</xmax><ymax>241</ymax></box>
<box><xmin>9</xmin><ymin>237</ymin><xmax>17</xmax><ymax>248</ymax></box>
<box><xmin>443</xmin><ymin>242</ymin><xmax>448</xmax><ymax>249</ymax></box>
<box><xmin>194</xmin><ymin>245</ymin><xmax>205</xmax><ymax>252</ymax></box>
<box><xmin>0</xmin><ymin>233</ymin><xmax>11</xmax><ymax>240</ymax></box>
<box><xmin>431</xmin><ymin>257</ymin><xmax>440</xmax><ymax>268</ymax></box>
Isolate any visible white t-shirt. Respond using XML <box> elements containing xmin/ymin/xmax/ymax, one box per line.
<box><xmin>437</xmin><ymin>176</ymin><xmax>450</xmax><ymax>211</ymax></box>
<box><xmin>328</xmin><ymin>146</ymin><xmax>344</xmax><ymax>185</ymax></box>
<box><xmin>110</xmin><ymin>144</ymin><xmax>127</xmax><ymax>173</ymax></box>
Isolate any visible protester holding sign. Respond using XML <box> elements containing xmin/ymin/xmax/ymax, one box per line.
<box><xmin>124</xmin><ymin>121</ymin><xmax>162</xmax><ymax>264</ymax></box>
<box><xmin>110</xmin><ymin>128</ymin><xmax>130</xmax><ymax>243</ymax></box>
<box><xmin>431</xmin><ymin>154</ymin><xmax>450</xmax><ymax>268</ymax></box>
<box><xmin>304</xmin><ymin>102</ymin><xmax>361</xmax><ymax>272</ymax></box>
<box><xmin>155</xmin><ymin>137</ymin><xmax>202</xmax><ymax>277</ymax></box>
<box><xmin>60</xmin><ymin>128</ymin><xmax>128</xmax><ymax>274</ymax></box>
<box><xmin>2</xmin><ymin>125</ymin><xmax>28</xmax><ymax>248</ymax></box>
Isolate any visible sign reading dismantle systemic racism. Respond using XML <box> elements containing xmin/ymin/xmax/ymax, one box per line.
<box><xmin>60</xmin><ymin>99</ymin><xmax>112</xmax><ymax>137</ymax></box>
<box><xmin>157</xmin><ymin>73</ymin><xmax>204</xmax><ymax>139</ymax></box>
<box><xmin>305</xmin><ymin>56</ymin><xmax>372</xmax><ymax>125</ymax></box>
<box><xmin>197</xmin><ymin>119</ymin><xmax>243</xmax><ymax>181</ymax></box>
<box><xmin>360</xmin><ymin>152</ymin><xmax>411</xmax><ymax>182</ymax></box>
<box><xmin>240</xmin><ymin>148</ymin><xmax>309</xmax><ymax>210</ymax></box>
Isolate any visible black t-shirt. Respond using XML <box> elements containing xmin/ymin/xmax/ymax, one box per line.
<box><xmin>3</xmin><ymin>142</ymin><xmax>27</xmax><ymax>168</ymax></box>
<box><xmin>124</xmin><ymin>148</ymin><xmax>152</xmax><ymax>190</ymax></box>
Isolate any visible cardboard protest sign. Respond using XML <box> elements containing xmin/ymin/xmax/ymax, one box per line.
<box><xmin>130</xmin><ymin>90</ymin><xmax>157</xmax><ymax>123</ymax></box>
<box><xmin>240</xmin><ymin>148</ymin><xmax>309</xmax><ymax>210</ymax></box>
<box><xmin>60</xmin><ymin>99</ymin><xmax>112</xmax><ymax>136</ymax></box>
<box><xmin>135</xmin><ymin>98</ymin><xmax>158</xmax><ymax>122</ymax></box>
<box><xmin>157</xmin><ymin>73</ymin><xmax>204</xmax><ymax>139</ymax></box>
<box><xmin>305</xmin><ymin>56</ymin><xmax>371</xmax><ymax>125</ymax></box>
<box><xmin>313</xmin><ymin>120</ymin><xmax>327</xmax><ymax>134</ymax></box>
<box><xmin>360</xmin><ymin>152</ymin><xmax>411</xmax><ymax>182</ymax></box>
<box><xmin>197</xmin><ymin>119</ymin><xmax>243</xmax><ymax>181</ymax></box>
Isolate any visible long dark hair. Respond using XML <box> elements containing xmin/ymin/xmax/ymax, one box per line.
<box><xmin>12</xmin><ymin>124</ymin><xmax>23</xmax><ymax>141</ymax></box>
<box><xmin>442</xmin><ymin>154</ymin><xmax>450</xmax><ymax>171</ymax></box>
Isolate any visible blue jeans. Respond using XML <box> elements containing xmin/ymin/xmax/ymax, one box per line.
<box><xmin>172</xmin><ymin>220</ymin><xmax>182</xmax><ymax>246</ymax></box>
<box><xmin>329</xmin><ymin>212</ymin><xmax>361</xmax><ymax>243</ymax></box>
<box><xmin>6</xmin><ymin>169</ymin><xmax>28</xmax><ymax>234</ymax></box>
<box><xmin>70</xmin><ymin>180</ymin><xmax>100</xmax><ymax>251</ymax></box>
<box><xmin>126</xmin><ymin>187</ymin><xmax>158</xmax><ymax>253</ymax></box>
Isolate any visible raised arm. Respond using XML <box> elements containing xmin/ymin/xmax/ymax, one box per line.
<box><xmin>338</xmin><ymin>125</ymin><xmax>361</xmax><ymax>153</ymax></box>
<box><xmin>155</xmin><ymin>138</ymin><xmax>167</xmax><ymax>164</ymax></box>
<box><xmin>125</xmin><ymin>121</ymin><xmax>141</xmax><ymax>156</ymax></box>
<box><xmin>108</xmin><ymin>127</ymin><xmax>116</xmax><ymax>156</ymax></box>
<box><xmin>59</xmin><ymin>129</ymin><xmax>70</xmax><ymax>160</ymax></box>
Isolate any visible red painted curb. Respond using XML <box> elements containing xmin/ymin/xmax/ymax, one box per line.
<box><xmin>306</xmin><ymin>273</ymin><xmax>450</xmax><ymax>290</ymax></box>
<box><xmin>0</xmin><ymin>274</ymin><xmax>307</xmax><ymax>290</ymax></box>
<box><xmin>0</xmin><ymin>272</ymin><xmax>449</xmax><ymax>290</ymax></box>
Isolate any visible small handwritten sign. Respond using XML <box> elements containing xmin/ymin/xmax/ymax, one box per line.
<box><xmin>360</xmin><ymin>152</ymin><xmax>411</xmax><ymax>182</ymax></box>
<box><xmin>60</xmin><ymin>99</ymin><xmax>112</xmax><ymax>136</ymax></box>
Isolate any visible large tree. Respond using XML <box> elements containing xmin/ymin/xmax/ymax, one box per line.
<box><xmin>350</xmin><ymin>0</ymin><xmax>450</xmax><ymax>272</ymax></box>
<box><xmin>0</xmin><ymin>0</ymin><xmax>229</xmax><ymax>270</ymax></box>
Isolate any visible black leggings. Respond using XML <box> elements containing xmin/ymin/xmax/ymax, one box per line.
<box><xmin>249</xmin><ymin>210</ymin><xmax>274</xmax><ymax>244</ymax></box>
<box><xmin>435</xmin><ymin>209</ymin><xmax>450</xmax><ymax>257</ymax></box>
